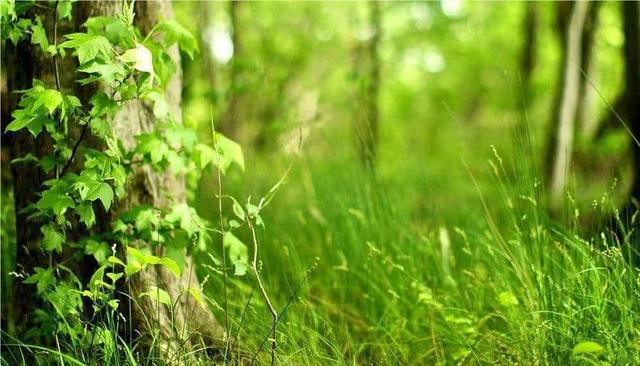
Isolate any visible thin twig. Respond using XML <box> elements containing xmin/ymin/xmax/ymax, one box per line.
<box><xmin>60</xmin><ymin>124</ymin><xmax>88</xmax><ymax>174</ymax></box>
<box><xmin>60</xmin><ymin>86</ymin><xmax>119</xmax><ymax>175</ymax></box>
<box><xmin>211</xmin><ymin>116</ymin><xmax>231</xmax><ymax>362</ymax></box>
<box><xmin>246</xmin><ymin>217</ymin><xmax>277</xmax><ymax>366</ymax></box>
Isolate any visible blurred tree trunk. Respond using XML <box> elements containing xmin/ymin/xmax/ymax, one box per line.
<box><xmin>200</xmin><ymin>1</ymin><xmax>217</xmax><ymax>101</ymax></box>
<box><xmin>6</xmin><ymin>0</ymin><xmax>222</xmax><ymax>358</ymax></box>
<box><xmin>546</xmin><ymin>1</ymin><xmax>590</xmax><ymax>210</ymax></box>
<box><xmin>219</xmin><ymin>0</ymin><xmax>242</xmax><ymax>141</ymax></box>
<box><xmin>576</xmin><ymin>2</ymin><xmax>601</xmax><ymax>141</ymax></box>
<box><xmin>520</xmin><ymin>1</ymin><xmax>538</xmax><ymax>98</ymax></box>
<box><xmin>622</xmin><ymin>1</ymin><xmax>640</xmax><ymax>209</ymax></box>
<box><xmin>354</xmin><ymin>1</ymin><xmax>381</xmax><ymax>170</ymax></box>
<box><xmin>183</xmin><ymin>2</ymin><xmax>218</xmax><ymax>116</ymax></box>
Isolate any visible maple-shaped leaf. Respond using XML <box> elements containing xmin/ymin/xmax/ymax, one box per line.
<box><xmin>60</xmin><ymin>33</ymin><xmax>112</xmax><ymax>64</ymax></box>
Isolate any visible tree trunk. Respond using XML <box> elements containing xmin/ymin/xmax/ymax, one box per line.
<box><xmin>622</xmin><ymin>1</ymin><xmax>640</xmax><ymax>209</ymax></box>
<box><xmin>546</xmin><ymin>1</ymin><xmax>590</xmax><ymax>210</ymax></box>
<box><xmin>6</xmin><ymin>0</ymin><xmax>222</xmax><ymax>360</ymax></box>
<box><xmin>4</xmin><ymin>2</ymin><xmax>78</xmax><ymax>339</ymax></box>
<box><xmin>576</xmin><ymin>2</ymin><xmax>601</xmax><ymax>141</ymax></box>
<box><xmin>520</xmin><ymin>1</ymin><xmax>538</xmax><ymax>97</ymax></box>
<box><xmin>354</xmin><ymin>1</ymin><xmax>381</xmax><ymax>171</ymax></box>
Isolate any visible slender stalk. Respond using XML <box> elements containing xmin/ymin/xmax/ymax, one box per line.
<box><xmin>246</xmin><ymin>217</ymin><xmax>277</xmax><ymax>366</ymax></box>
<box><xmin>211</xmin><ymin>117</ymin><xmax>231</xmax><ymax>362</ymax></box>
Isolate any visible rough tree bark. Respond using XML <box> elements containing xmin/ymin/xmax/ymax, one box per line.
<box><xmin>6</xmin><ymin>0</ymin><xmax>222</xmax><ymax>360</ymax></box>
<box><xmin>546</xmin><ymin>0</ymin><xmax>590</xmax><ymax>210</ymax></box>
<box><xmin>354</xmin><ymin>1</ymin><xmax>381</xmax><ymax>171</ymax></box>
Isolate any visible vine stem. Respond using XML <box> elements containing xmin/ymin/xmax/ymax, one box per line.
<box><xmin>246</xmin><ymin>216</ymin><xmax>277</xmax><ymax>366</ymax></box>
<box><xmin>60</xmin><ymin>124</ymin><xmax>88</xmax><ymax>174</ymax></box>
<box><xmin>60</xmin><ymin>86</ymin><xmax>118</xmax><ymax>175</ymax></box>
<box><xmin>52</xmin><ymin>0</ymin><xmax>61</xmax><ymax>179</ymax></box>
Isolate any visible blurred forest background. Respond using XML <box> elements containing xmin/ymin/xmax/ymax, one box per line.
<box><xmin>2</xmin><ymin>0</ymin><xmax>640</xmax><ymax>364</ymax></box>
<box><xmin>176</xmin><ymin>0</ymin><xmax>636</xmax><ymax>222</ymax></box>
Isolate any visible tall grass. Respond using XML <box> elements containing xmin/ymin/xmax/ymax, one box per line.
<box><xmin>209</xmin><ymin>142</ymin><xmax>639</xmax><ymax>365</ymax></box>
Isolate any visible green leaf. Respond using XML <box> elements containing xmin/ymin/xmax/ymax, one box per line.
<box><xmin>60</xmin><ymin>32</ymin><xmax>112</xmax><ymax>64</ymax></box>
<box><xmin>120</xmin><ymin>43</ymin><xmax>154</xmax><ymax>74</ymax></box>
<box><xmin>215</xmin><ymin>133</ymin><xmax>245</xmax><ymax>171</ymax></box>
<box><xmin>159</xmin><ymin>257</ymin><xmax>181</xmax><ymax>278</ymax></box>
<box><xmin>187</xmin><ymin>287</ymin><xmax>207</xmax><ymax>310</ymax></box>
<box><xmin>133</xmin><ymin>208</ymin><xmax>159</xmax><ymax>233</ymax></box>
<box><xmin>163</xmin><ymin>247</ymin><xmax>186</xmax><ymax>276</ymax></box>
<box><xmin>86</xmin><ymin>182</ymin><xmax>113</xmax><ymax>211</ymax></box>
<box><xmin>125</xmin><ymin>246</ymin><xmax>161</xmax><ymax>276</ymax></box>
<box><xmin>33</xmin><ymin>89</ymin><xmax>63</xmax><ymax>115</ymax></box>
<box><xmin>88</xmin><ymin>266</ymin><xmax>106</xmax><ymax>292</ymax></box>
<box><xmin>77</xmin><ymin>202</ymin><xmax>96</xmax><ymax>228</ymax></box>
<box><xmin>107</xmin><ymin>256</ymin><xmax>125</xmax><ymax>266</ymax></box>
<box><xmin>24</xmin><ymin>267</ymin><xmax>56</xmax><ymax>294</ymax></box>
<box><xmin>231</xmin><ymin>197</ymin><xmax>245</xmax><ymax>221</ymax></box>
<box><xmin>84</xmin><ymin>239</ymin><xmax>109</xmax><ymax>263</ymax></box>
<box><xmin>165</xmin><ymin>123</ymin><xmax>197</xmax><ymax>152</ymax></box>
<box><xmin>124</xmin><ymin>264</ymin><xmax>141</xmax><ymax>277</ymax></box>
<box><xmin>135</xmin><ymin>133</ymin><xmax>169</xmax><ymax>165</ymax></box>
<box><xmin>1</xmin><ymin>0</ymin><xmax>17</xmax><ymax>21</ymax></box>
<box><xmin>139</xmin><ymin>286</ymin><xmax>171</xmax><ymax>306</ymax></box>
<box><xmin>112</xmin><ymin>164</ymin><xmax>127</xmax><ymax>198</ymax></box>
<box><xmin>106</xmin><ymin>272</ymin><xmax>123</xmax><ymax>284</ymax></box>
<box><xmin>193</xmin><ymin>134</ymin><xmax>244</xmax><ymax>173</ymax></box>
<box><xmin>145</xmin><ymin>91</ymin><xmax>169</xmax><ymax>120</ymax></box>
<box><xmin>27</xmin><ymin>115</ymin><xmax>51</xmax><ymax>137</ymax></box>
<box><xmin>107</xmin><ymin>299</ymin><xmax>120</xmax><ymax>311</ymax></box>
<box><xmin>83</xmin><ymin>16</ymin><xmax>131</xmax><ymax>46</ymax></box>
<box><xmin>6</xmin><ymin>109</ymin><xmax>51</xmax><ymax>137</ymax></box>
<box><xmin>79</xmin><ymin>61</ymin><xmax>126</xmax><ymax>85</ymax></box>
<box><xmin>90</xmin><ymin>92</ymin><xmax>118</xmax><ymax>118</ymax></box>
<box><xmin>30</xmin><ymin>16</ymin><xmax>48</xmax><ymax>50</ymax></box>
<box><xmin>41</xmin><ymin>224</ymin><xmax>64</xmax><ymax>253</ymax></box>
<box><xmin>155</xmin><ymin>20</ymin><xmax>198</xmax><ymax>59</ymax></box>
<box><xmin>36</xmin><ymin>184</ymin><xmax>76</xmax><ymax>217</ymax></box>
<box><xmin>6</xmin><ymin>110</ymin><xmax>33</xmax><ymax>132</ymax></box>
<box><xmin>223</xmin><ymin>232</ymin><xmax>248</xmax><ymax>276</ymax></box>
<box><xmin>193</xmin><ymin>143</ymin><xmax>220</xmax><ymax>170</ymax></box>
<box><xmin>165</xmin><ymin>203</ymin><xmax>203</xmax><ymax>238</ymax></box>
<box><xmin>572</xmin><ymin>341</ymin><xmax>605</xmax><ymax>355</ymax></box>
<box><xmin>57</xmin><ymin>0</ymin><xmax>73</xmax><ymax>21</ymax></box>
